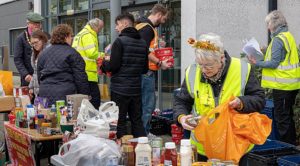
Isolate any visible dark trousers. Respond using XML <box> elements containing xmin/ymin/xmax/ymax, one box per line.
<box><xmin>88</xmin><ymin>81</ymin><xmax>101</xmax><ymax>109</ymax></box>
<box><xmin>273</xmin><ymin>89</ymin><xmax>298</xmax><ymax>145</ymax></box>
<box><xmin>111</xmin><ymin>91</ymin><xmax>146</xmax><ymax>139</ymax></box>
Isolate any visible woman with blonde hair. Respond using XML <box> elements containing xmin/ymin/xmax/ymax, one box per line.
<box><xmin>174</xmin><ymin>33</ymin><xmax>265</xmax><ymax>165</ymax></box>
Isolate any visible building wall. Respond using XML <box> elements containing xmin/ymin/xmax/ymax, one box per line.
<box><xmin>182</xmin><ymin>0</ymin><xmax>300</xmax><ymax>81</ymax></box>
<box><xmin>278</xmin><ymin>0</ymin><xmax>300</xmax><ymax>45</ymax></box>
<box><xmin>0</xmin><ymin>0</ymin><xmax>32</xmax><ymax>47</ymax></box>
<box><xmin>0</xmin><ymin>0</ymin><xmax>33</xmax><ymax>71</ymax></box>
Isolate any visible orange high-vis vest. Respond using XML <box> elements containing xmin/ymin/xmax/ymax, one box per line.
<box><xmin>136</xmin><ymin>23</ymin><xmax>159</xmax><ymax>71</ymax></box>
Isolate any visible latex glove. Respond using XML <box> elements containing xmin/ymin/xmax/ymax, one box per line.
<box><xmin>160</xmin><ymin>59</ymin><xmax>172</xmax><ymax>70</ymax></box>
<box><xmin>247</xmin><ymin>55</ymin><xmax>257</xmax><ymax>65</ymax></box>
<box><xmin>25</xmin><ymin>74</ymin><xmax>32</xmax><ymax>82</ymax></box>
<box><xmin>179</xmin><ymin>114</ymin><xmax>196</xmax><ymax>131</ymax></box>
<box><xmin>229</xmin><ymin>97</ymin><xmax>243</xmax><ymax>110</ymax></box>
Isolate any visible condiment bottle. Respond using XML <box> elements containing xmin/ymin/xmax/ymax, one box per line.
<box><xmin>164</xmin><ymin>142</ymin><xmax>177</xmax><ymax>166</ymax></box>
<box><xmin>135</xmin><ymin>137</ymin><xmax>152</xmax><ymax>166</ymax></box>
<box><xmin>122</xmin><ymin>145</ymin><xmax>135</xmax><ymax>166</ymax></box>
<box><xmin>180</xmin><ymin>139</ymin><xmax>192</xmax><ymax>166</ymax></box>
<box><xmin>151</xmin><ymin>137</ymin><xmax>163</xmax><ymax>165</ymax></box>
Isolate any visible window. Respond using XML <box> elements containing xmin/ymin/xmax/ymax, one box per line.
<box><xmin>59</xmin><ymin>0</ymin><xmax>72</xmax><ymax>13</ymax></box>
<box><xmin>49</xmin><ymin>0</ymin><xmax>58</xmax><ymax>15</ymax></box>
<box><xmin>49</xmin><ymin>17</ymin><xmax>58</xmax><ymax>32</ymax></box>
<box><xmin>93</xmin><ymin>9</ymin><xmax>110</xmax><ymax>52</ymax></box>
<box><xmin>9</xmin><ymin>27</ymin><xmax>26</xmax><ymax>56</ymax></box>
<box><xmin>75</xmin><ymin>0</ymin><xmax>89</xmax><ymax>11</ymax></box>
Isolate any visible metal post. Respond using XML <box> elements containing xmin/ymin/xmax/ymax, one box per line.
<box><xmin>110</xmin><ymin>0</ymin><xmax>121</xmax><ymax>42</ymax></box>
<box><xmin>268</xmin><ymin>0</ymin><xmax>277</xmax><ymax>43</ymax></box>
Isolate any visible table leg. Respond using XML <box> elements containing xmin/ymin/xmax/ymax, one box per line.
<box><xmin>35</xmin><ymin>141</ymin><xmax>42</xmax><ymax>166</ymax></box>
<box><xmin>4</xmin><ymin>139</ymin><xmax>9</xmax><ymax>162</ymax></box>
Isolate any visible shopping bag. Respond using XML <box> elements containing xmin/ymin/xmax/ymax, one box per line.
<box><xmin>194</xmin><ymin>98</ymin><xmax>251</xmax><ymax>163</ymax></box>
<box><xmin>232</xmin><ymin>111</ymin><xmax>272</xmax><ymax>145</ymax></box>
<box><xmin>99</xmin><ymin>101</ymin><xmax>119</xmax><ymax>123</ymax></box>
<box><xmin>77</xmin><ymin>99</ymin><xmax>110</xmax><ymax>138</ymax></box>
<box><xmin>0</xmin><ymin>71</ymin><xmax>13</xmax><ymax>95</ymax></box>
<box><xmin>58</xmin><ymin>134</ymin><xmax>121</xmax><ymax>166</ymax></box>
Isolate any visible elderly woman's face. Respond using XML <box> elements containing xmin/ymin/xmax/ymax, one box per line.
<box><xmin>197</xmin><ymin>57</ymin><xmax>223</xmax><ymax>78</ymax></box>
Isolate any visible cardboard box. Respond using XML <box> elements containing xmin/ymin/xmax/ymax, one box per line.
<box><xmin>66</xmin><ymin>94</ymin><xmax>89</xmax><ymax>119</ymax></box>
<box><xmin>98</xmin><ymin>84</ymin><xmax>110</xmax><ymax>101</ymax></box>
<box><xmin>0</xmin><ymin>96</ymin><xmax>15</xmax><ymax>112</ymax></box>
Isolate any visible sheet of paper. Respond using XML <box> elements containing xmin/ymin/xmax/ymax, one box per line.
<box><xmin>242</xmin><ymin>37</ymin><xmax>263</xmax><ymax>61</ymax></box>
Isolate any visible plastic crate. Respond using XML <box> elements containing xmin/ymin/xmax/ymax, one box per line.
<box><xmin>150</xmin><ymin>109</ymin><xmax>174</xmax><ymax>135</ymax></box>
<box><xmin>278</xmin><ymin>155</ymin><xmax>300</xmax><ymax>166</ymax></box>
<box><xmin>261</xmin><ymin>99</ymin><xmax>279</xmax><ymax>140</ymax></box>
<box><xmin>252</xmin><ymin>140</ymin><xmax>294</xmax><ymax>152</ymax></box>
<box><xmin>247</xmin><ymin>147</ymin><xmax>300</xmax><ymax>166</ymax></box>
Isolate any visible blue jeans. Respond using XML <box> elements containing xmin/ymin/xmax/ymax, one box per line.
<box><xmin>141</xmin><ymin>71</ymin><xmax>156</xmax><ymax>135</ymax></box>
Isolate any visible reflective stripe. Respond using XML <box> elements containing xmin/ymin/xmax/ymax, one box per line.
<box><xmin>188</xmin><ymin>64</ymin><xmax>197</xmax><ymax>98</ymax></box>
<box><xmin>278</xmin><ymin>33</ymin><xmax>292</xmax><ymax>65</ymax></box>
<box><xmin>75</xmin><ymin>44</ymin><xmax>96</xmax><ymax>51</ymax></box>
<box><xmin>277</xmin><ymin>63</ymin><xmax>300</xmax><ymax>70</ymax></box>
<box><xmin>278</xmin><ymin>33</ymin><xmax>290</xmax><ymax>52</ymax></box>
<box><xmin>262</xmin><ymin>75</ymin><xmax>300</xmax><ymax>83</ymax></box>
<box><xmin>82</xmin><ymin>56</ymin><xmax>96</xmax><ymax>62</ymax></box>
<box><xmin>240</xmin><ymin>60</ymin><xmax>248</xmax><ymax>96</ymax></box>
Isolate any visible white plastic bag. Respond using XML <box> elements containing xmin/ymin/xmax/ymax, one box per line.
<box><xmin>99</xmin><ymin>101</ymin><xmax>119</xmax><ymax>123</ymax></box>
<box><xmin>77</xmin><ymin>99</ymin><xmax>110</xmax><ymax>138</ymax></box>
<box><xmin>58</xmin><ymin>134</ymin><xmax>121</xmax><ymax>166</ymax></box>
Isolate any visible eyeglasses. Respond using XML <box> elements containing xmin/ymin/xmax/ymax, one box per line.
<box><xmin>198</xmin><ymin>61</ymin><xmax>218</xmax><ymax>70</ymax></box>
<box><xmin>31</xmin><ymin>40</ymin><xmax>41</xmax><ymax>46</ymax></box>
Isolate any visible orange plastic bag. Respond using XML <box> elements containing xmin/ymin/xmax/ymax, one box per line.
<box><xmin>232</xmin><ymin>111</ymin><xmax>272</xmax><ymax>145</ymax></box>
<box><xmin>0</xmin><ymin>70</ymin><xmax>13</xmax><ymax>95</ymax></box>
<box><xmin>194</xmin><ymin>97</ymin><xmax>272</xmax><ymax>163</ymax></box>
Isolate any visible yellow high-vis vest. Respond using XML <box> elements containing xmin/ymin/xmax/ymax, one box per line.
<box><xmin>185</xmin><ymin>57</ymin><xmax>254</xmax><ymax>155</ymax></box>
<box><xmin>72</xmin><ymin>24</ymin><xmax>99</xmax><ymax>82</ymax></box>
<box><xmin>261</xmin><ymin>31</ymin><xmax>300</xmax><ymax>90</ymax></box>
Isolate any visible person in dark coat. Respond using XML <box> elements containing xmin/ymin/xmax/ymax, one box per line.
<box><xmin>37</xmin><ymin>24</ymin><xmax>90</xmax><ymax>105</ymax></box>
<box><xmin>14</xmin><ymin>12</ymin><xmax>44</xmax><ymax>86</ymax></box>
<box><xmin>173</xmin><ymin>33</ymin><xmax>265</xmax><ymax>165</ymax></box>
<box><xmin>102</xmin><ymin>13</ymin><xmax>148</xmax><ymax>139</ymax></box>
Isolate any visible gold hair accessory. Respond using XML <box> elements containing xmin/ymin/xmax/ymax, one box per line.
<box><xmin>187</xmin><ymin>38</ymin><xmax>220</xmax><ymax>52</ymax></box>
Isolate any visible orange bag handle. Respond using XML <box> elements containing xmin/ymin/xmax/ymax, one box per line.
<box><xmin>200</xmin><ymin>96</ymin><xmax>235</xmax><ymax>125</ymax></box>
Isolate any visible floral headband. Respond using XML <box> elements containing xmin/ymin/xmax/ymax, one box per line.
<box><xmin>188</xmin><ymin>38</ymin><xmax>220</xmax><ymax>52</ymax></box>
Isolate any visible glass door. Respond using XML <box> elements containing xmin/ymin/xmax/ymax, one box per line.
<box><xmin>60</xmin><ymin>14</ymin><xmax>88</xmax><ymax>35</ymax></box>
<box><xmin>123</xmin><ymin>2</ymin><xmax>181</xmax><ymax>110</ymax></box>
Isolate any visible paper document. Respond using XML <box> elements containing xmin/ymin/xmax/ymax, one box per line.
<box><xmin>242</xmin><ymin>37</ymin><xmax>263</xmax><ymax>61</ymax></box>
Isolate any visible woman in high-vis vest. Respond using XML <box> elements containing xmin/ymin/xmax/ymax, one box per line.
<box><xmin>173</xmin><ymin>33</ymin><xmax>265</xmax><ymax>165</ymax></box>
<box><xmin>248</xmin><ymin>10</ymin><xmax>299</xmax><ymax>145</ymax></box>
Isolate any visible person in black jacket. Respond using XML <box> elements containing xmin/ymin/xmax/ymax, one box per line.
<box><xmin>102</xmin><ymin>13</ymin><xmax>148</xmax><ymax>139</ymax></box>
<box><xmin>37</xmin><ymin>24</ymin><xmax>90</xmax><ymax>105</ymax></box>
<box><xmin>14</xmin><ymin>12</ymin><xmax>44</xmax><ymax>86</ymax></box>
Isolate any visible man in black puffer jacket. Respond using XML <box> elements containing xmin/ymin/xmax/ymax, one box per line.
<box><xmin>102</xmin><ymin>13</ymin><xmax>148</xmax><ymax>139</ymax></box>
